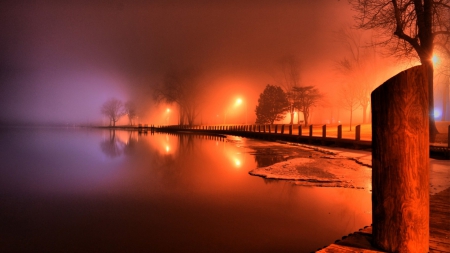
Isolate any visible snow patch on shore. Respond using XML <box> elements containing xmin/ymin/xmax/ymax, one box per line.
<box><xmin>249</xmin><ymin>156</ymin><xmax>371</xmax><ymax>190</ymax></box>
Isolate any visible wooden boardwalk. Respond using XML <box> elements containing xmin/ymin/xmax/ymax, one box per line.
<box><xmin>317</xmin><ymin>187</ymin><xmax>450</xmax><ymax>252</ymax></box>
<box><xmin>142</xmin><ymin>125</ymin><xmax>450</xmax><ymax>159</ymax></box>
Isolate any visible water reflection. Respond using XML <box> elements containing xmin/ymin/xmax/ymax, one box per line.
<box><xmin>100</xmin><ymin>130</ymin><xmax>124</xmax><ymax>158</ymax></box>
<box><xmin>251</xmin><ymin>145</ymin><xmax>313</xmax><ymax>168</ymax></box>
<box><xmin>0</xmin><ymin>129</ymin><xmax>371</xmax><ymax>253</ymax></box>
<box><xmin>100</xmin><ymin>130</ymin><xmax>139</xmax><ymax>158</ymax></box>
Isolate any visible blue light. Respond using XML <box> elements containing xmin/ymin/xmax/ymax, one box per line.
<box><xmin>434</xmin><ymin>109</ymin><xmax>441</xmax><ymax>119</ymax></box>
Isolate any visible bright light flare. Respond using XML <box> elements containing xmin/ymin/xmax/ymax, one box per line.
<box><xmin>165</xmin><ymin>145</ymin><xmax>170</xmax><ymax>152</ymax></box>
<box><xmin>166</xmin><ymin>108</ymin><xmax>171</xmax><ymax>112</ymax></box>
<box><xmin>434</xmin><ymin>108</ymin><xmax>441</xmax><ymax>119</ymax></box>
<box><xmin>432</xmin><ymin>55</ymin><xmax>440</xmax><ymax>65</ymax></box>
<box><xmin>235</xmin><ymin>98</ymin><xmax>242</xmax><ymax>105</ymax></box>
<box><xmin>234</xmin><ymin>158</ymin><xmax>241</xmax><ymax>167</ymax></box>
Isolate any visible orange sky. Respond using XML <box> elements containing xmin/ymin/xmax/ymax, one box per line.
<box><xmin>0</xmin><ymin>0</ymin><xmax>430</xmax><ymax>125</ymax></box>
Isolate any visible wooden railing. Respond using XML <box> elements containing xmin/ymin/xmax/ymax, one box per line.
<box><xmin>136</xmin><ymin>123</ymin><xmax>449</xmax><ymax>158</ymax></box>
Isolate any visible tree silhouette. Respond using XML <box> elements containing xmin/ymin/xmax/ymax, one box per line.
<box><xmin>339</xmin><ymin>82</ymin><xmax>360</xmax><ymax>131</ymax></box>
<box><xmin>276</xmin><ymin>55</ymin><xmax>302</xmax><ymax>125</ymax></box>
<box><xmin>292</xmin><ymin>86</ymin><xmax>323</xmax><ymax>127</ymax></box>
<box><xmin>334</xmin><ymin>27</ymin><xmax>383</xmax><ymax>124</ymax></box>
<box><xmin>153</xmin><ymin>67</ymin><xmax>204</xmax><ymax>126</ymax></box>
<box><xmin>101</xmin><ymin>98</ymin><xmax>125</xmax><ymax>127</ymax></box>
<box><xmin>255</xmin><ymin>84</ymin><xmax>290</xmax><ymax>124</ymax></box>
<box><xmin>124</xmin><ymin>101</ymin><xmax>137</xmax><ymax>126</ymax></box>
<box><xmin>349</xmin><ymin>0</ymin><xmax>450</xmax><ymax>140</ymax></box>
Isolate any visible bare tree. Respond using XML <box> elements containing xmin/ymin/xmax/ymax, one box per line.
<box><xmin>153</xmin><ymin>67</ymin><xmax>204</xmax><ymax>126</ymax></box>
<box><xmin>334</xmin><ymin>27</ymin><xmax>382</xmax><ymax>124</ymax></box>
<box><xmin>101</xmin><ymin>98</ymin><xmax>125</xmax><ymax>127</ymax></box>
<box><xmin>124</xmin><ymin>101</ymin><xmax>137</xmax><ymax>125</ymax></box>
<box><xmin>339</xmin><ymin>82</ymin><xmax>360</xmax><ymax>131</ymax></box>
<box><xmin>349</xmin><ymin>0</ymin><xmax>450</xmax><ymax>140</ymax></box>
<box><xmin>276</xmin><ymin>55</ymin><xmax>301</xmax><ymax>125</ymax></box>
<box><xmin>292</xmin><ymin>86</ymin><xmax>323</xmax><ymax>127</ymax></box>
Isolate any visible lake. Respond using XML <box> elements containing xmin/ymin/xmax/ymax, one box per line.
<box><xmin>0</xmin><ymin>127</ymin><xmax>371</xmax><ymax>253</ymax></box>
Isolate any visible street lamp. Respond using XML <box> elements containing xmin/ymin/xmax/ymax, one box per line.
<box><xmin>432</xmin><ymin>54</ymin><xmax>440</xmax><ymax>65</ymax></box>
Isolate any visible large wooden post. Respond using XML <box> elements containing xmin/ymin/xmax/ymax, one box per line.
<box><xmin>371</xmin><ymin>65</ymin><xmax>429</xmax><ymax>252</ymax></box>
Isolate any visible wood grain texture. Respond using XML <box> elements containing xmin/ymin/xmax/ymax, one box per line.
<box><xmin>317</xmin><ymin>187</ymin><xmax>450</xmax><ymax>253</ymax></box>
<box><xmin>371</xmin><ymin>65</ymin><xmax>429</xmax><ymax>252</ymax></box>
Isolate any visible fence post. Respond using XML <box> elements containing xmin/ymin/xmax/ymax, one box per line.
<box><xmin>281</xmin><ymin>125</ymin><xmax>285</xmax><ymax>134</ymax></box>
<box><xmin>355</xmin><ymin>125</ymin><xmax>361</xmax><ymax>141</ymax></box>
<box><xmin>263</xmin><ymin>125</ymin><xmax>266</xmax><ymax>133</ymax></box>
<box><xmin>338</xmin><ymin>125</ymin><xmax>342</xmax><ymax>139</ymax></box>
<box><xmin>268</xmin><ymin>125</ymin><xmax>271</xmax><ymax>133</ymax></box>
<box><xmin>289</xmin><ymin>125</ymin><xmax>292</xmax><ymax>135</ymax></box>
<box><xmin>309</xmin><ymin>125</ymin><xmax>313</xmax><ymax>137</ymax></box>
<box><xmin>448</xmin><ymin>125</ymin><xmax>450</xmax><ymax>148</ymax></box>
<box><xmin>371</xmin><ymin>65</ymin><xmax>429</xmax><ymax>252</ymax></box>
<box><xmin>322</xmin><ymin>125</ymin><xmax>326</xmax><ymax>138</ymax></box>
<box><xmin>298</xmin><ymin>125</ymin><xmax>302</xmax><ymax>136</ymax></box>
<box><xmin>275</xmin><ymin>125</ymin><xmax>278</xmax><ymax>134</ymax></box>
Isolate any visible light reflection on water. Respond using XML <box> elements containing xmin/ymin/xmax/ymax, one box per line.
<box><xmin>0</xmin><ymin>128</ymin><xmax>371</xmax><ymax>253</ymax></box>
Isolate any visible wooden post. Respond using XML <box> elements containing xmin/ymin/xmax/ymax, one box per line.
<box><xmin>371</xmin><ymin>65</ymin><xmax>429</xmax><ymax>252</ymax></box>
<box><xmin>298</xmin><ymin>125</ymin><xmax>302</xmax><ymax>136</ymax></box>
<box><xmin>275</xmin><ymin>125</ymin><xmax>278</xmax><ymax>134</ymax></box>
<box><xmin>309</xmin><ymin>125</ymin><xmax>313</xmax><ymax>137</ymax></box>
<box><xmin>355</xmin><ymin>125</ymin><xmax>360</xmax><ymax>141</ymax></box>
<box><xmin>337</xmin><ymin>125</ymin><xmax>342</xmax><ymax>139</ymax></box>
<box><xmin>263</xmin><ymin>125</ymin><xmax>266</xmax><ymax>133</ymax></box>
<box><xmin>289</xmin><ymin>125</ymin><xmax>292</xmax><ymax>135</ymax></box>
<box><xmin>448</xmin><ymin>125</ymin><xmax>449</xmax><ymax>148</ymax></box>
<box><xmin>268</xmin><ymin>125</ymin><xmax>271</xmax><ymax>133</ymax></box>
<box><xmin>258</xmin><ymin>125</ymin><xmax>261</xmax><ymax>132</ymax></box>
<box><xmin>281</xmin><ymin>125</ymin><xmax>285</xmax><ymax>134</ymax></box>
<box><xmin>322</xmin><ymin>125</ymin><xmax>326</xmax><ymax>138</ymax></box>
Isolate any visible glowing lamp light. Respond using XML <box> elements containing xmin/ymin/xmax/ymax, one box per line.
<box><xmin>236</xmin><ymin>98</ymin><xmax>242</xmax><ymax>105</ymax></box>
<box><xmin>432</xmin><ymin>55</ymin><xmax>440</xmax><ymax>65</ymax></box>
<box><xmin>434</xmin><ymin>109</ymin><xmax>441</xmax><ymax>119</ymax></box>
<box><xmin>166</xmin><ymin>108</ymin><xmax>171</xmax><ymax>112</ymax></box>
<box><xmin>234</xmin><ymin>159</ymin><xmax>241</xmax><ymax>167</ymax></box>
<box><xmin>165</xmin><ymin>145</ymin><xmax>170</xmax><ymax>152</ymax></box>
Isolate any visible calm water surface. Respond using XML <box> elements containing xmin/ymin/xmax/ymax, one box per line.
<box><xmin>0</xmin><ymin>128</ymin><xmax>371</xmax><ymax>253</ymax></box>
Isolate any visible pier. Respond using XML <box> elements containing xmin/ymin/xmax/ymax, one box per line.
<box><xmin>316</xmin><ymin>187</ymin><xmax>450</xmax><ymax>252</ymax></box>
<box><xmin>131</xmin><ymin>123</ymin><xmax>449</xmax><ymax>159</ymax></box>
